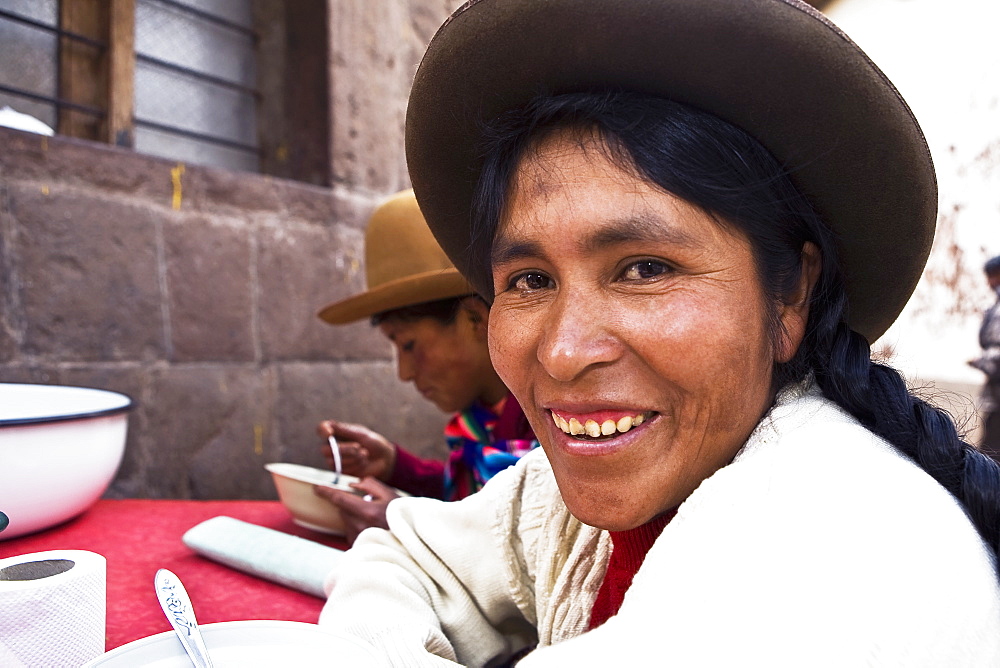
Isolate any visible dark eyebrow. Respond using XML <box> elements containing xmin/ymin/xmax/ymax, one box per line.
<box><xmin>583</xmin><ymin>213</ymin><xmax>699</xmax><ymax>252</ymax></box>
<box><xmin>491</xmin><ymin>238</ymin><xmax>544</xmax><ymax>267</ymax></box>
<box><xmin>491</xmin><ymin>213</ymin><xmax>700</xmax><ymax>266</ymax></box>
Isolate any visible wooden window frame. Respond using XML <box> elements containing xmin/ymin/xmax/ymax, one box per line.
<box><xmin>10</xmin><ymin>0</ymin><xmax>330</xmax><ymax>185</ymax></box>
<box><xmin>59</xmin><ymin>0</ymin><xmax>135</xmax><ymax>146</ymax></box>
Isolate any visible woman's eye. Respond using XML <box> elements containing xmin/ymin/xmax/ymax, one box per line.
<box><xmin>400</xmin><ymin>341</ymin><xmax>416</xmax><ymax>353</ymax></box>
<box><xmin>621</xmin><ymin>260</ymin><xmax>670</xmax><ymax>281</ymax></box>
<box><xmin>511</xmin><ymin>272</ymin><xmax>553</xmax><ymax>291</ymax></box>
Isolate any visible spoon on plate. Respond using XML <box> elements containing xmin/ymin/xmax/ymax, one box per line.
<box><xmin>155</xmin><ymin>568</ymin><xmax>215</xmax><ymax>668</ymax></box>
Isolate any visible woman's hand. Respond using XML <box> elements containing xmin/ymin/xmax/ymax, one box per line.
<box><xmin>317</xmin><ymin>420</ymin><xmax>397</xmax><ymax>481</ymax></box>
<box><xmin>313</xmin><ymin>477</ymin><xmax>399</xmax><ymax>546</ymax></box>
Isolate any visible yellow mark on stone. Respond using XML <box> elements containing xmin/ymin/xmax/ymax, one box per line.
<box><xmin>41</xmin><ymin>137</ymin><xmax>48</xmax><ymax>151</ymax></box>
<box><xmin>254</xmin><ymin>424</ymin><xmax>264</xmax><ymax>456</ymax></box>
<box><xmin>41</xmin><ymin>185</ymin><xmax>49</xmax><ymax>195</ymax></box>
<box><xmin>170</xmin><ymin>163</ymin><xmax>185</xmax><ymax>210</ymax></box>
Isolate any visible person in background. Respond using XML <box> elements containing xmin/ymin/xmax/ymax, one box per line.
<box><xmin>313</xmin><ymin>189</ymin><xmax>536</xmax><ymax>544</ymax></box>
<box><xmin>969</xmin><ymin>255</ymin><xmax>1000</xmax><ymax>462</ymax></box>
<box><xmin>317</xmin><ymin>0</ymin><xmax>1000</xmax><ymax>665</ymax></box>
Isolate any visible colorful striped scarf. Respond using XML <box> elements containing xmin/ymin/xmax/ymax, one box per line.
<box><xmin>442</xmin><ymin>402</ymin><xmax>538</xmax><ymax>501</ymax></box>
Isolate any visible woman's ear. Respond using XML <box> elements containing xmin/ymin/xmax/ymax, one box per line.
<box><xmin>776</xmin><ymin>242</ymin><xmax>821</xmax><ymax>363</ymax></box>
<box><xmin>460</xmin><ymin>295</ymin><xmax>491</xmax><ymax>340</ymax></box>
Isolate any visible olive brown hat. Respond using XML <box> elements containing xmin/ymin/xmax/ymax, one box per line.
<box><xmin>317</xmin><ymin>189</ymin><xmax>473</xmax><ymax>324</ymax></box>
<box><xmin>405</xmin><ymin>0</ymin><xmax>937</xmax><ymax>343</ymax></box>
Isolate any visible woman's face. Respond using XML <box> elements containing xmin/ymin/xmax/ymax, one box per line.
<box><xmin>488</xmin><ymin>131</ymin><xmax>800</xmax><ymax>531</ymax></box>
<box><xmin>379</xmin><ymin>301</ymin><xmax>505</xmax><ymax>413</ymax></box>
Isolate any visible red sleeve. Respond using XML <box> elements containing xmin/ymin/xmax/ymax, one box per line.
<box><xmin>385</xmin><ymin>445</ymin><xmax>446</xmax><ymax>499</ymax></box>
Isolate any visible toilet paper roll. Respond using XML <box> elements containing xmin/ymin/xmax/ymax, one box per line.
<box><xmin>183</xmin><ymin>516</ymin><xmax>344</xmax><ymax>598</ymax></box>
<box><xmin>0</xmin><ymin>549</ymin><xmax>107</xmax><ymax>668</ymax></box>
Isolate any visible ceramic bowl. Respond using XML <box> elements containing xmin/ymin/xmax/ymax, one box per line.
<box><xmin>0</xmin><ymin>383</ymin><xmax>132</xmax><ymax>540</ymax></box>
<box><xmin>265</xmin><ymin>462</ymin><xmax>365</xmax><ymax>535</ymax></box>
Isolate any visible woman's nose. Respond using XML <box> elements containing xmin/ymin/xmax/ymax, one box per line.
<box><xmin>536</xmin><ymin>295</ymin><xmax>623</xmax><ymax>381</ymax></box>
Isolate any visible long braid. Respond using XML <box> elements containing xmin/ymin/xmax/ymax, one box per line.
<box><xmin>810</xmin><ymin>297</ymin><xmax>1000</xmax><ymax>560</ymax></box>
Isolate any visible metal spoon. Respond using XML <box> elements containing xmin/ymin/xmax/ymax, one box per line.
<box><xmin>328</xmin><ymin>434</ymin><xmax>342</xmax><ymax>484</ymax></box>
<box><xmin>155</xmin><ymin>568</ymin><xmax>215</xmax><ymax>668</ymax></box>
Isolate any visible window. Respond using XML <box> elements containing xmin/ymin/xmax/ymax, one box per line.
<box><xmin>134</xmin><ymin>0</ymin><xmax>258</xmax><ymax>172</ymax></box>
<box><xmin>0</xmin><ymin>0</ymin><xmax>104</xmax><ymax>137</ymax></box>
<box><xmin>0</xmin><ymin>0</ymin><xmax>330</xmax><ymax>184</ymax></box>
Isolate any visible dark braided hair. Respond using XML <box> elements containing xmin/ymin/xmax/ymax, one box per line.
<box><xmin>469</xmin><ymin>90</ymin><xmax>1000</xmax><ymax>567</ymax></box>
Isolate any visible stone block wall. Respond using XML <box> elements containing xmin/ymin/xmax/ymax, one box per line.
<box><xmin>0</xmin><ymin>129</ymin><xmax>448</xmax><ymax>500</ymax></box>
<box><xmin>0</xmin><ymin>0</ymin><xmax>470</xmax><ymax>499</ymax></box>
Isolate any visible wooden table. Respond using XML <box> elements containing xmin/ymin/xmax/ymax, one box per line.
<box><xmin>0</xmin><ymin>499</ymin><xmax>348</xmax><ymax>650</ymax></box>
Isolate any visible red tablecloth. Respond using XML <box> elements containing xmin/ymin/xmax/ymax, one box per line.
<box><xmin>0</xmin><ymin>499</ymin><xmax>348</xmax><ymax>650</ymax></box>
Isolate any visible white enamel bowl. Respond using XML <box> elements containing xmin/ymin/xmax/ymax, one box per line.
<box><xmin>0</xmin><ymin>382</ymin><xmax>132</xmax><ymax>540</ymax></box>
<box><xmin>264</xmin><ymin>462</ymin><xmax>363</xmax><ymax>535</ymax></box>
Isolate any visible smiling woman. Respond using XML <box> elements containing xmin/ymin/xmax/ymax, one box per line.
<box><xmin>317</xmin><ymin>0</ymin><xmax>1000</xmax><ymax>665</ymax></box>
<box><xmin>488</xmin><ymin>126</ymin><xmax>795</xmax><ymax>532</ymax></box>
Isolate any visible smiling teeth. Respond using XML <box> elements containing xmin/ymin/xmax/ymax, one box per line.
<box><xmin>551</xmin><ymin>411</ymin><xmax>649</xmax><ymax>438</ymax></box>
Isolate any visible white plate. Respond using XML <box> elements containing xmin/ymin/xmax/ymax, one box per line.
<box><xmin>83</xmin><ymin>620</ymin><xmax>364</xmax><ymax>667</ymax></box>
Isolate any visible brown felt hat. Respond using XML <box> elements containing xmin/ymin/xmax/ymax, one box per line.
<box><xmin>317</xmin><ymin>189</ymin><xmax>473</xmax><ymax>324</ymax></box>
<box><xmin>405</xmin><ymin>0</ymin><xmax>937</xmax><ymax>343</ymax></box>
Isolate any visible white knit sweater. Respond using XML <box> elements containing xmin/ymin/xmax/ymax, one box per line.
<box><xmin>319</xmin><ymin>383</ymin><xmax>1000</xmax><ymax>666</ymax></box>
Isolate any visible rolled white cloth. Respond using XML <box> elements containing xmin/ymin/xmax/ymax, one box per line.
<box><xmin>182</xmin><ymin>516</ymin><xmax>344</xmax><ymax>598</ymax></box>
